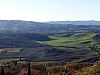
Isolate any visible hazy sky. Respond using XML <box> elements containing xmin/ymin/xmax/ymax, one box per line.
<box><xmin>0</xmin><ymin>0</ymin><xmax>100</xmax><ymax>22</ymax></box>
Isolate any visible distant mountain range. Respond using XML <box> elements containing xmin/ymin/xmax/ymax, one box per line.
<box><xmin>45</xmin><ymin>20</ymin><xmax>100</xmax><ymax>25</ymax></box>
<box><xmin>0</xmin><ymin>20</ymin><xmax>100</xmax><ymax>34</ymax></box>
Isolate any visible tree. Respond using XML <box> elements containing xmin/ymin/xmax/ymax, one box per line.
<box><xmin>28</xmin><ymin>62</ymin><xmax>31</xmax><ymax>75</ymax></box>
<box><xmin>0</xmin><ymin>67</ymin><xmax>5</xmax><ymax>75</ymax></box>
<box><xmin>15</xmin><ymin>61</ymin><xmax>17</xmax><ymax>66</ymax></box>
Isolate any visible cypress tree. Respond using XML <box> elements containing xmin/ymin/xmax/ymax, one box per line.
<box><xmin>28</xmin><ymin>62</ymin><xmax>31</xmax><ymax>75</ymax></box>
<box><xmin>15</xmin><ymin>61</ymin><xmax>17</xmax><ymax>66</ymax></box>
<box><xmin>0</xmin><ymin>67</ymin><xmax>5</xmax><ymax>75</ymax></box>
<box><xmin>20</xmin><ymin>57</ymin><xmax>21</xmax><ymax>61</ymax></box>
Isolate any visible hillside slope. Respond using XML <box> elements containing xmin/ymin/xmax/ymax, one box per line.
<box><xmin>0</xmin><ymin>33</ymin><xmax>51</xmax><ymax>48</ymax></box>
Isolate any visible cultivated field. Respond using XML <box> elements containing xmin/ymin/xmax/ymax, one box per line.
<box><xmin>38</xmin><ymin>33</ymin><xmax>100</xmax><ymax>47</ymax></box>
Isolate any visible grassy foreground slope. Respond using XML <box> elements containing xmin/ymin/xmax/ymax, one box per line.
<box><xmin>38</xmin><ymin>33</ymin><xmax>100</xmax><ymax>47</ymax></box>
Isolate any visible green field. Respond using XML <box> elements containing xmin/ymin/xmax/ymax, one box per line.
<box><xmin>0</xmin><ymin>58</ymin><xmax>20</xmax><ymax>63</ymax></box>
<box><xmin>0</xmin><ymin>48</ymin><xmax>21</xmax><ymax>53</ymax></box>
<box><xmin>38</xmin><ymin>33</ymin><xmax>100</xmax><ymax>47</ymax></box>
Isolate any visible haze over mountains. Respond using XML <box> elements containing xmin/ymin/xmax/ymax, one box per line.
<box><xmin>45</xmin><ymin>20</ymin><xmax>100</xmax><ymax>25</ymax></box>
<box><xmin>0</xmin><ymin>20</ymin><xmax>100</xmax><ymax>34</ymax></box>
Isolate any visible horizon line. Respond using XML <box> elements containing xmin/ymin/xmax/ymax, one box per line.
<box><xmin>0</xmin><ymin>19</ymin><xmax>100</xmax><ymax>22</ymax></box>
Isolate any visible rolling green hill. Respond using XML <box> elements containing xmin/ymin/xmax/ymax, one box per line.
<box><xmin>38</xmin><ymin>33</ymin><xmax>100</xmax><ymax>47</ymax></box>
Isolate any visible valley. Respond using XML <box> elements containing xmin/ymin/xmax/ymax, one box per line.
<box><xmin>0</xmin><ymin>20</ymin><xmax>100</xmax><ymax>63</ymax></box>
<box><xmin>0</xmin><ymin>20</ymin><xmax>100</xmax><ymax>75</ymax></box>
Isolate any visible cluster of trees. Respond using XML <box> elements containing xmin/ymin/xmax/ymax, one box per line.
<box><xmin>1</xmin><ymin>60</ymin><xmax>100</xmax><ymax>75</ymax></box>
<box><xmin>74</xmin><ymin>61</ymin><xmax>100</xmax><ymax>75</ymax></box>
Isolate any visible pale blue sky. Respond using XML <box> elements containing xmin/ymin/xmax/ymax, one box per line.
<box><xmin>0</xmin><ymin>0</ymin><xmax>100</xmax><ymax>22</ymax></box>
